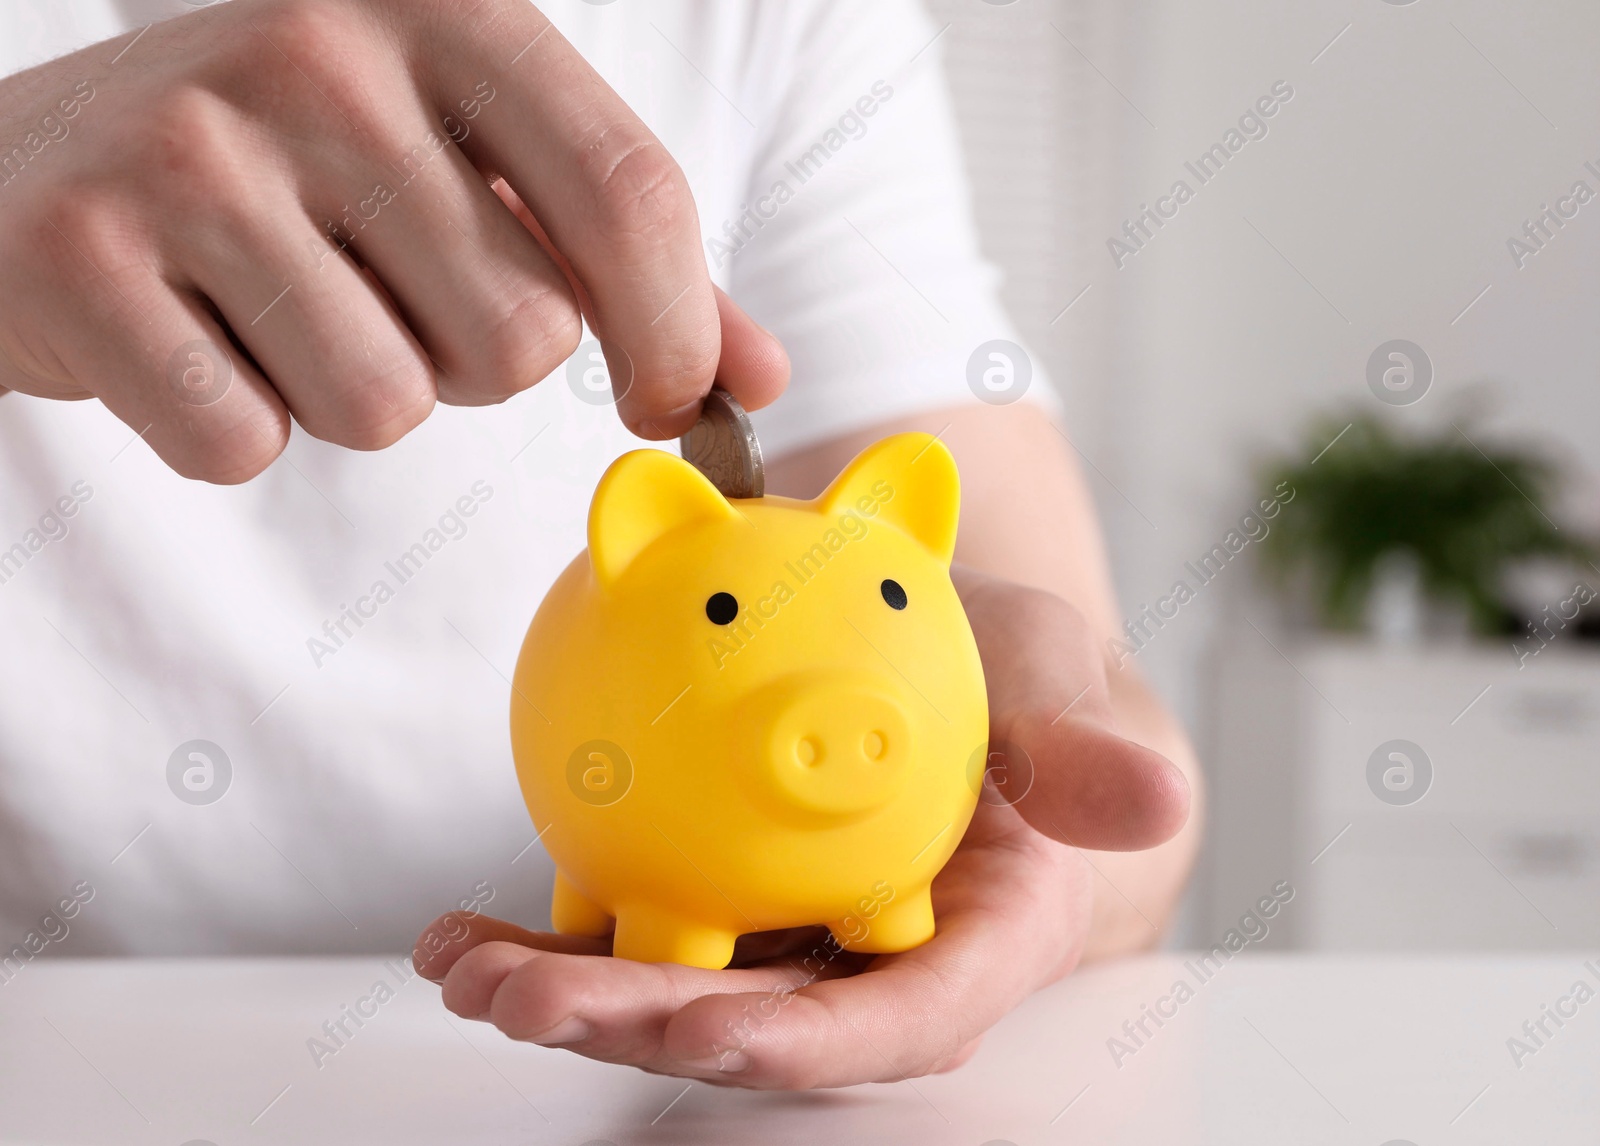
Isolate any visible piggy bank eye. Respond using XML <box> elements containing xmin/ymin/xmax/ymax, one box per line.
<box><xmin>706</xmin><ymin>592</ymin><xmax>739</xmax><ymax>625</ymax></box>
<box><xmin>880</xmin><ymin>579</ymin><xmax>907</xmax><ymax>610</ymax></box>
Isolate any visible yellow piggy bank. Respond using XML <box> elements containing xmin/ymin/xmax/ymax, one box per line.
<box><xmin>510</xmin><ymin>432</ymin><xmax>987</xmax><ymax>969</ymax></box>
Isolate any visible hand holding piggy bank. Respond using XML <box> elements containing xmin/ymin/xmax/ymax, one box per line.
<box><xmin>510</xmin><ymin>432</ymin><xmax>988</xmax><ymax>969</ymax></box>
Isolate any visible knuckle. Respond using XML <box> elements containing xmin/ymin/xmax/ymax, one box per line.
<box><xmin>441</xmin><ymin>0</ymin><xmax>532</xmax><ymax>46</ymax></box>
<box><xmin>612</xmin><ymin>305</ymin><xmax>719</xmax><ymax>424</ymax></box>
<box><xmin>590</xmin><ymin>137</ymin><xmax>695</xmax><ymax>241</ymax></box>
<box><xmin>247</xmin><ymin>2</ymin><xmax>397</xmax><ymax>141</ymax></box>
<box><xmin>616</xmin><ymin>329</ymin><xmax>718</xmax><ymax>428</ymax></box>
<box><xmin>250</xmin><ymin>0</ymin><xmax>366</xmax><ymax>73</ymax></box>
<box><xmin>323</xmin><ymin>358</ymin><xmax>436</xmax><ymax>450</ymax></box>
<box><xmin>136</xmin><ymin>91</ymin><xmax>270</xmax><ymax>235</ymax></box>
<box><xmin>170</xmin><ymin>414</ymin><xmax>287</xmax><ymax>485</ymax></box>
<box><xmin>140</xmin><ymin>86</ymin><xmax>240</xmax><ymax>194</ymax></box>
<box><xmin>462</xmin><ymin>287</ymin><xmax>582</xmax><ymax>399</ymax></box>
<box><xmin>38</xmin><ymin>189</ymin><xmax>133</xmax><ymax>276</ymax></box>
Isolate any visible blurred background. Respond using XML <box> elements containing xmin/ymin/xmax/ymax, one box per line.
<box><xmin>4</xmin><ymin>0</ymin><xmax>1593</xmax><ymax>964</ymax></box>
<box><xmin>927</xmin><ymin>0</ymin><xmax>1600</xmax><ymax>950</ymax></box>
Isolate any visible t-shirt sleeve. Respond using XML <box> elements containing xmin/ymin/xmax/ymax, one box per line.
<box><xmin>720</xmin><ymin>0</ymin><xmax>1059</xmax><ymax>459</ymax></box>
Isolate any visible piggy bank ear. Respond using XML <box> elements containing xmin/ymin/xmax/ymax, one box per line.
<box><xmin>589</xmin><ymin>449</ymin><xmax>737</xmax><ymax>585</ymax></box>
<box><xmin>817</xmin><ymin>432</ymin><xmax>960</xmax><ymax>563</ymax></box>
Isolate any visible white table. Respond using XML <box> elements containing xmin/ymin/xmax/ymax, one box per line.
<box><xmin>1</xmin><ymin>954</ymin><xmax>1592</xmax><ymax>1143</ymax></box>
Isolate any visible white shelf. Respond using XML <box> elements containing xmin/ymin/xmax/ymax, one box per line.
<box><xmin>1202</xmin><ymin>635</ymin><xmax>1600</xmax><ymax>951</ymax></box>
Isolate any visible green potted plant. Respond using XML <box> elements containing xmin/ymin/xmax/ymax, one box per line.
<box><xmin>1258</xmin><ymin>414</ymin><xmax>1591</xmax><ymax>635</ymax></box>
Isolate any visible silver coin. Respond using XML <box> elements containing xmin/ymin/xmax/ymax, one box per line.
<box><xmin>679</xmin><ymin>387</ymin><xmax>764</xmax><ymax>499</ymax></box>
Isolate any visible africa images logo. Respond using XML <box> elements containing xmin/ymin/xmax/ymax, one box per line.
<box><xmin>1366</xmin><ymin>740</ymin><xmax>1432</xmax><ymax>806</ymax></box>
<box><xmin>966</xmin><ymin>340</ymin><xmax>1031</xmax><ymax>405</ymax></box>
<box><xmin>1366</xmin><ymin>340</ymin><xmax>1431</xmax><ymax>407</ymax></box>
<box><xmin>166</xmin><ymin>740</ymin><xmax>232</xmax><ymax>806</ymax></box>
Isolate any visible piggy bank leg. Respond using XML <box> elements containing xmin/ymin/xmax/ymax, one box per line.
<box><xmin>832</xmin><ymin>887</ymin><xmax>935</xmax><ymax>954</ymax></box>
<box><xmin>612</xmin><ymin>903</ymin><xmax>739</xmax><ymax>969</ymax></box>
<box><xmin>550</xmin><ymin>870</ymin><xmax>613</xmax><ymax>937</ymax></box>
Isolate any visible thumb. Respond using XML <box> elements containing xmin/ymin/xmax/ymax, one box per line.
<box><xmin>708</xmin><ymin>284</ymin><xmax>788</xmax><ymax>414</ymax></box>
<box><xmin>994</xmin><ymin>708</ymin><xmax>1189</xmax><ymax>852</ymax></box>
<box><xmin>954</xmin><ymin>568</ymin><xmax>1190</xmax><ymax>853</ymax></box>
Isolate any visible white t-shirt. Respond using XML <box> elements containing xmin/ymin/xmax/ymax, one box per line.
<box><xmin>0</xmin><ymin>0</ymin><xmax>1048</xmax><ymax>954</ymax></box>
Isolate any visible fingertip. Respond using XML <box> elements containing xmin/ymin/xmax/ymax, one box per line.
<box><xmin>662</xmin><ymin>991</ymin><xmax>770</xmax><ymax>1082</ymax></box>
<box><xmin>934</xmin><ymin>1034</ymin><xmax>985</xmax><ymax>1073</ymax></box>
<box><xmin>411</xmin><ymin>912</ymin><xmax>478</xmax><ymax>983</ymax></box>
<box><xmin>1125</xmin><ymin>744</ymin><xmax>1192</xmax><ymax>849</ymax></box>
<box><xmin>441</xmin><ymin>942</ymin><xmax>543</xmax><ymax>1022</ymax></box>
<box><xmin>412</xmin><ymin>949</ymin><xmax>439</xmax><ymax>984</ymax></box>
<box><xmin>412</xmin><ymin>912</ymin><xmax>573</xmax><ymax>983</ymax></box>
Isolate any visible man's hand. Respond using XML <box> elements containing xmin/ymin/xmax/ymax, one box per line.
<box><xmin>0</xmin><ymin>0</ymin><xmax>787</xmax><ymax>481</ymax></box>
<box><xmin>412</xmin><ymin>570</ymin><xmax>1190</xmax><ymax>1089</ymax></box>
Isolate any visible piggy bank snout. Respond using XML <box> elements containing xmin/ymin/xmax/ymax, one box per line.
<box><xmin>755</xmin><ymin>676</ymin><xmax>912</xmax><ymax>819</ymax></box>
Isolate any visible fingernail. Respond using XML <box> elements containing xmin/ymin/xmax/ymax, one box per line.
<box><xmin>679</xmin><ymin>1049</ymin><xmax>750</xmax><ymax>1074</ymax></box>
<box><xmin>529</xmin><ymin>1017</ymin><xmax>592</xmax><ymax>1046</ymax></box>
